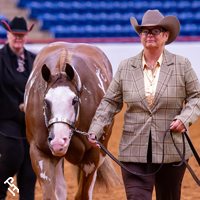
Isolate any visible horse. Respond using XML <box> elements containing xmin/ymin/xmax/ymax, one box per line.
<box><xmin>24</xmin><ymin>42</ymin><xmax>121</xmax><ymax>200</ymax></box>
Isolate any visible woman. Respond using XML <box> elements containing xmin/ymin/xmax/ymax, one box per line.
<box><xmin>0</xmin><ymin>17</ymin><xmax>37</xmax><ymax>200</ymax></box>
<box><xmin>88</xmin><ymin>10</ymin><xmax>200</xmax><ymax>200</ymax></box>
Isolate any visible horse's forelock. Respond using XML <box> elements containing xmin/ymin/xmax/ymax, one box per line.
<box><xmin>59</xmin><ymin>48</ymin><xmax>67</xmax><ymax>72</ymax></box>
<box><xmin>45</xmin><ymin>48</ymin><xmax>82</xmax><ymax>92</ymax></box>
<box><xmin>50</xmin><ymin>48</ymin><xmax>73</xmax><ymax>75</ymax></box>
<box><xmin>60</xmin><ymin>49</ymin><xmax>82</xmax><ymax>91</ymax></box>
<box><xmin>59</xmin><ymin>48</ymin><xmax>73</xmax><ymax>73</ymax></box>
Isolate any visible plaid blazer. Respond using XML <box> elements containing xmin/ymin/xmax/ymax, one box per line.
<box><xmin>88</xmin><ymin>49</ymin><xmax>200</xmax><ymax>163</ymax></box>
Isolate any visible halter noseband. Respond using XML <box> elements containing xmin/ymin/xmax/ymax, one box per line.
<box><xmin>47</xmin><ymin>117</ymin><xmax>75</xmax><ymax>129</ymax></box>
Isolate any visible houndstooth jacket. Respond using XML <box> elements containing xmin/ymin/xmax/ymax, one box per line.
<box><xmin>88</xmin><ymin>49</ymin><xmax>200</xmax><ymax>163</ymax></box>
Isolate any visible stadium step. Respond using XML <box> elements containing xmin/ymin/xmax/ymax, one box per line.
<box><xmin>0</xmin><ymin>0</ymin><xmax>51</xmax><ymax>40</ymax></box>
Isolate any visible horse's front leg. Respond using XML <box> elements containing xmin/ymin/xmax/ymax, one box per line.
<box><xmin>55</xmin><ymin>158</ymin><xmax>67</xmax><ymax>200</ymax></box>
<box><xmin>75</xmin><ymin>148</ymin><xmax>100</xmax><ymax>200</ymax></box>
<box><xmin>29</xmin><ymin>141</ymin><xmax>63</xmax><ymax>200</ymax></box>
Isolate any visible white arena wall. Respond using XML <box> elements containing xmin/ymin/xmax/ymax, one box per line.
<box><xmin>2</xmin><ymin>41</ymin><xmax>200</xmax><ymax>81</ymax></box>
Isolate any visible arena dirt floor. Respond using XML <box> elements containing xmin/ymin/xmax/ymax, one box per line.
<box><xmin>7</xmin><ymin>106</ymin><xmax>200</xmax><ymax>200</ymax></box>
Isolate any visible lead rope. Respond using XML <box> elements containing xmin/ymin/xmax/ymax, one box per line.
<box><xmin>76</xmin><ymin>128</ymin><xmax>200</xmax><ymax>185</ymax></box>
<box><xmin>92</xmin><ymin>128</ymin><xmax>169</xmax><ymax>177</ymax></box>
<box><xmin>0</xmin><ymin>131</ymin><xmax>27</xmax><ymax>140</ymax></box>
<box><xmin>170</xmin><ymin>130</ymin><xmax>200</xmax><ymax>186</ymax></box>
<box><xmin>75</xmin><ymin>129</ymin><xmax>166</xmax><ymax>176</ymax></box>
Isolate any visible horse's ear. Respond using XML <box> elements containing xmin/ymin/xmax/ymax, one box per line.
<box><xmin>65</xmin><ymin>63</ymin><xmax>74</xmax><ymax>80</ymax></box>
<box><xmin>41</xmin><ymin>64</ymin><xmax>51</xmax><ymax>82</ymax></box>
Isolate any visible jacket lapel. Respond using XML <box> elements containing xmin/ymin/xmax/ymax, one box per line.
<box><xmin>2</xmin><ymin>44</ymin><xmax>15</xmax><ymax>79</ymax></box>
<box><xmin>151</xmin><ymin>49</ymin><xmax>174</xmax><ymax>111</ymax></box>
<box><xmin>130</xmin><ymin>51</ymin><xmax>151</xmax><ymax>112</ymax></box>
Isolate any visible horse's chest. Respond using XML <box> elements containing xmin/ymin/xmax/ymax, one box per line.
<box><xmin>64</xmin><ymin>137</ymin><xmax>86</xmax><ymax>165</ymax></box>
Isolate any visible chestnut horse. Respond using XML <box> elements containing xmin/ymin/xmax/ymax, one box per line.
<box><xmin>24</xmin><ymin>42</ymin><xmax>121</xmax><ymax>200</ymax></box>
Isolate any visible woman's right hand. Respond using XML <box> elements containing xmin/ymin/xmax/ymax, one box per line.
<box><xmin>87</xmin><ymin>134</ymin><xmax>100</xmax><ymax>148</ymax></box>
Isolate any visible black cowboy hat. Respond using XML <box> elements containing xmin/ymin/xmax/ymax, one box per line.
<box><xmin>1</xmin><ymin>16</ymin><xmax>34</xmax><ymax>34</ymax></box>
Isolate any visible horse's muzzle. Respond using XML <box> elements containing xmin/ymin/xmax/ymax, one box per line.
<box><xmin>48</xmin><ymin>135</ymin><xmax>69</xmax><ymax>156</ymax></box>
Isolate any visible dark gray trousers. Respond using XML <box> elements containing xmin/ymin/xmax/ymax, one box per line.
<box><xmin>121</xmin><ymin>160</ymin><xmax>186</xmax><ymax>200</ymax></box>
<box><xmin>121</xmin><ymin>134</ymin><xmax>187</xmax><ymax>200</ymax></box>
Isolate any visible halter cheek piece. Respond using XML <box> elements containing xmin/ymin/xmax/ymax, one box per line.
<box><xmin>43</xmin><ymin>84</ymin><xmax>80</xmax><ymax>140</ymax></box>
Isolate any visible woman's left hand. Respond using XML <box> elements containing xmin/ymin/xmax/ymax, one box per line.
<box><xmin>170</xmin><ymin>119</ymin><xmax>186</xmax><ymax>133</ymax></box>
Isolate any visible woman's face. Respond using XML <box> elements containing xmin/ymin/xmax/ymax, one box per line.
<box><xmin>140</xmin><ymin>26</ymin><xmax>169</xmax><ymax>51</ymax></box>
<box><xmin>7</xmin><ymin>32</ymin><xmax>28</xmax><ymax>53</ymax></box>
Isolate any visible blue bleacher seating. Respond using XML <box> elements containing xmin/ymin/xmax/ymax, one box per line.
<box><xmin>178</xmin><ymin>12</ymin><xmax>194</xmax><ymax>25</ymax></box>
<box><xmin>0</xmin><ymin>26</ymin><xmax>7</xmax><ymax>39</ymax></box>
<box><xmin>177</xmin><ymin>1</ymin><xmax>191</xmax><ymax>12</ymax></box>
<box><xmin>14</xmin><ymin>0</ymin><xmax>200</xmax><ymax>38</ymax></box>
<box><xmin>193</xmin><ymin>12</ymin><xmax>200</xmax><ymax>24</ymax></box>
<box><xmin>181</xmin><ymin>23</ymin><xmax>199</xmax><ymax>36</ymax></box>
<box><xmin>191</xmin><ymin>1</ymin><xmax>200</xmax><ymax>12</ymax></box>
<box><xmin>0</xmin><ymin>14</ymin><xmax>9</xmax><ymax>38</ymax></box>
<box><xmin>162</xmin><ymin>1</ymin><xmax>177</xmax><ymax>13</ymax></box>
<box><xmin>57</xmin><ymin>13</ymin><xmax>73</xmax><ymax>26</ymax></box>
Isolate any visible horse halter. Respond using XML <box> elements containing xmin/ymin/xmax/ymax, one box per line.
<box><xmin>43</xmin><ymin>83</ymin><xmax>80</xmax><ymax>139</ymax></box>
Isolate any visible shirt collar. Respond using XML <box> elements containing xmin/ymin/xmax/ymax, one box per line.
<box><xmin>142</xmin><ymin>52</ymin><xmax>163</xmax><ymax>70</ymax></box>
<box><xmin>8</xmin><ymin>45</ymin><xmax>27</xmax><ymax>60</ymax></box>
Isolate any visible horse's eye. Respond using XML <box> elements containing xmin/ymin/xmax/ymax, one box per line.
<box><xmin>44</xmin><ymin>101</ymin><xmax>47</xmax><ymax>108</ymax></box>
<box><xmin>72</xmin><ymin>97</ymin><xmax>77</xmax><ymax>106</ymax></box>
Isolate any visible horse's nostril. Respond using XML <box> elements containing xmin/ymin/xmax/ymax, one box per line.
<box><xmin>48</xmin><ymin>139</ymin><xmax>52</xmax><ymax>146</ymax></box>
<box><xmin>59</xmin><ymin>148</ymin><xmax>63</xmax><ymax>151</ymax></box>
<box><xmin>48</xmin><ymin>136</ymin><xmax>53</xmax><ymax>146</ymax></box>
<box><xmin>47</xmin><ymin>137</ymin><xmax>55</xmax><ymax>153</ymax></box>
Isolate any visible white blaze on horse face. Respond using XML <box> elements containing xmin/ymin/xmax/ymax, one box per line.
<box><xmin>45</xmin><ymin>86</ymin><xmax>76</xmax><ymax>156</ymax></box>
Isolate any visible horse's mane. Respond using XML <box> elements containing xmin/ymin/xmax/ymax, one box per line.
<box><xmin>33</xmin><ymin>43</ymin><xmax>73</xmax><ymax>74</ymax></box>
<box><xmin>32</xmin><ymin>44</ymin><xmax>82</xmax><ymax>90</ymax></box>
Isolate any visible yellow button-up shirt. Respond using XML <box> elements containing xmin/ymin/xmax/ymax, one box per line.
<box><xmin>142</xmin><ymin>53</ymin><xmax>163</xmax><ymax>108</ymax></box>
